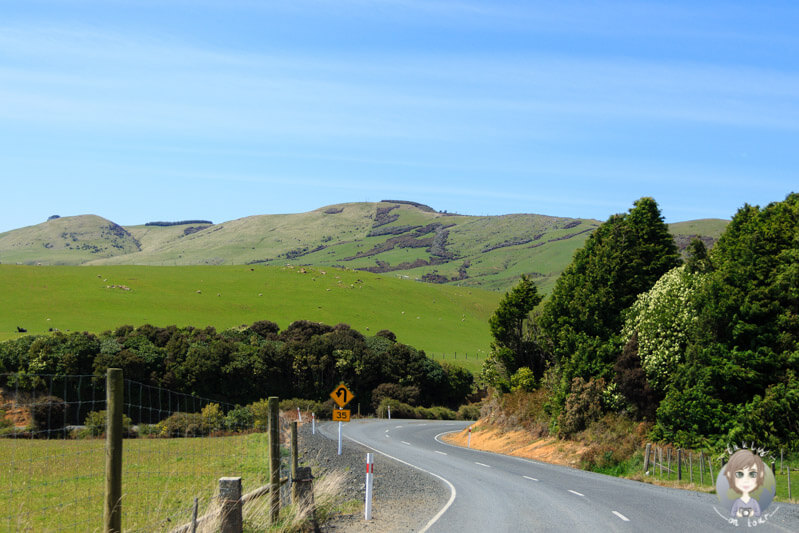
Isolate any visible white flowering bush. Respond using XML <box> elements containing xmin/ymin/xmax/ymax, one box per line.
<box><xmin>622</xmin><ymin>266</ymin><xmax>705</xmax><ymax>391</ymax></box>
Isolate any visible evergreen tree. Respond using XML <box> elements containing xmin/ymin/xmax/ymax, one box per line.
<box><xmin>481</xmin><ymin>274</ymin><xmax>545</xmax><ymax>388</ymax></box>
<box><xmin>539</xmin><ymin>197</ymin><xmax>681</xmax><ymax>383</ymax></box>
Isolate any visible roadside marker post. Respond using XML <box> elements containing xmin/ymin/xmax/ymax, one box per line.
<box><xmin>312</xmin><ymin>413</ymin><xmax>315</xmax><ymax>435</ymax></box>
<box><xmin>468</xmin><ymin>426</ymin><xmax>472</xmax><ymax>448</ymax></box>
<box><xmin>297</xmin><ymin>407</ymin><xmax>302</xmax><ymax>422</ymax></box>
<box><xmin>365</xmin><ymin>453</ymin><xmax>374</xmax><ymax>520</ymax></box>
<box><xmin>338</xmin><ymin>419</ymin><xmax>343</xmax><ymax>455</ymax></box>
<box><xmin>388</xmin><ymin>405</ymin><xmax>391</xmax><ymax>420</ymax></box>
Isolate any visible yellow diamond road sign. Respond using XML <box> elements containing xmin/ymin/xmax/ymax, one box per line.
<box><xmin>330</xmin><ymin>384</ymin><xmax>354</xmax><ymax>408</ymax></box>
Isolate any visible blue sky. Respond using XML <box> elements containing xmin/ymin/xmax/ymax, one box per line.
<box><xmin>2</xmin><ymin>1</ymin><xmax>797</xmax><ymax>232</ymax></box>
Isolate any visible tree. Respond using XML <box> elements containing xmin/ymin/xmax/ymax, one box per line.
<box><xmin>482</xmin><ymin>275</ymin><xmax>545</xmax><ymax>388</ymax></box>
<box><xmin>539</xmin><ymin>197</ymin><xmax>681</xmax><ymax>383</ymax></box>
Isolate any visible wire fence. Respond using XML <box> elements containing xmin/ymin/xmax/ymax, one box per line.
<box><xmin>643</xmin><ymin>443</ymin><xmax>797</xmax><ymax>501</ymax></box>
<box><xmin>0</xmin><ymin>371</ymin><xmax>285</xmax><ymax>532</ymax></box>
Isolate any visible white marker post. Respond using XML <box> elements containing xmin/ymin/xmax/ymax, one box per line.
<box><xmin>312</xmin><ymin>412</ymin><xmax>316</xmax><ymax>435</ymax></box>
<box><xmin>338</xmin><ymin>419</ymin><xmax>343</xmax><ymax>455</ymax></box>
<box><xmin>297</xmin><ymin>407</ymin><xmax>302</xmax><ymax>422</ymax></box>
<box><xmin>468</xmin><ymin>426</ymin><xmax>472</xmax><ymax>448</ymax></box>
<box><xmin>365</xmin><ymin>453</ymin><xmax>374</xmax><ymax>520</ymax></box>
<box><xmin>387</xmin><ymin>405</ymin><xmax>391</xmax><ymax>420</ymax></box>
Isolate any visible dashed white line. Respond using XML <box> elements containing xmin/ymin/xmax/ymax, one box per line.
<box><xmin>435</xmin><ymin>451</ymin><xmax>448</xmax><ymax>456</ymax></box>
<box><xmin>523</xmin><ymin>475</ymin><xmax>538</xmax><ymax>481</ymax></box>
<box><xmin>612</xmin><ymin>511</ymin><xmax>630</xmax><ymax>522</ymax></box>
<box><xmin>475</xmin><ymin>462</ymin><xmax>491</xmax><ymax>468</ymax></box>
<box><xmin>401</xmin><ymin>441</ymin><xmax>412</xmax><ymax>446</ymax></box>
<box><xmin>568</xmin><ymin>490</ymin><xmax>584</xmax><ymax>497</ymax></box>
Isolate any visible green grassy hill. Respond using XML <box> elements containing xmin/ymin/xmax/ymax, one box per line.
<box><xmin>0</xmin><ymin>215</ymin><xmax>140</xmax><ymax>265</ymax></box>
<box><xmin>0</xmin><ymin>264</ymin><xmax>500</xmax><ymax>364</ymax></box>
<box><xmin>0</xmin><ymin>202</ymin><xmax>728</xmax><ymax>294</ymax></box>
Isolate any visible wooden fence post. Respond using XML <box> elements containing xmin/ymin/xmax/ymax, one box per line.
<box><xmin>689</xmin><ymin>452</ymin><xmax>693</xmax><ymax>484</ymax></box>
<box><xmin>269</xmin><ymin>396</ymin><xmax>280</xmax><ymax>524</ymax></box>
<box><xmin>294</xmin><ymin>466</ymin><xmax>319</xmax><ymax>533</ymax></box>
<box><xmin>708</xmin><ymin>456</ymin><xmax>714</xmax><ymax>483</ymax></box>
<box><xmin>218</xmin><ymin>477</ymin><xmax>242</xmax><ymax>533</ymax></box>
<box><xmin>699</xmin><ymin>451</ymin><xmax>705</xmax><ymax>485</ymax></box>
<box><xmin>678</xmin><ymin>449</ymin><xmax>682</xmax><ymax>482</ymax></box>
<box><xmin>643</xmin><ymin>443</ymin><xmax>651</xmax><ymax>474</ymax></box>
<box><xmin>667</xmin><ymin>448</ymin><xmax>672</xmax><ymax>480</ymax></box>
<box><xmin>104</xmin><ymin>368</ymin><xmax>123</xmax><ymax>533</ymax></box>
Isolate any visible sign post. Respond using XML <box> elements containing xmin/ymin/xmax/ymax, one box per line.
<box><xmin>330</xmin><ymin>384</ymin><xmax>355</xmax><ymax>456</ymax></box>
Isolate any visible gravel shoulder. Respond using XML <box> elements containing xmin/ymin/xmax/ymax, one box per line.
<box><xmin>298</xmin><ymin>422</ymin><xmax>449</xmax><ymax>532</ymax></box>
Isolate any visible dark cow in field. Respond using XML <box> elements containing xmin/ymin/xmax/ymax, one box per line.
<box><xmin>17</xmin><ymin>326</ymin><xmax>27</xmax><ymax>332</ymax></box>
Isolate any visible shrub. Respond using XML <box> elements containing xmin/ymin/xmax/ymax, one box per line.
<box><xmin>577</xmin><ymin>413</ymin><xmax>650</xmax><ymax>471</ymax></box>
<box><xmin>157</xmin><ymin>411</ymin><xmax>204</xmax><ymax>437</ymax></box>
<box><xmin>201</xmin><ymin>403</ymin><xmax>225</xmax><ymax>432</ymax></box>
<box><xmin>370</xmin><ymin>383</ymin><xmax>420</xmax><ymax>410</ymax></box>
<box><xmin>415</xmin><ymin>406</ymin><xmax>456</xmax><ymax>420</ymax></box>
<box><xmin>225</xmin><ymin>405</ymin><xmax>254</xmax><ymax>431</ymax></box>
<box><xmin>456</xmin><ymin>404</ymin><xmax>481</xmax><ymax>421</ymax></box>
<box><xmin>510</xmin><ymin>367</ymin><xmax>537</xmax><ymax>392</ymax></box>
<box><xmin>30</xmin><ymin>395</ymin><xmax>67</xmax><ymax>436</ymax></box>
<box><xmin>376</xmin><ymin>398</ymin><xmax>416</xmax><ymax>419</ymax></box>
<box><xmin>279</xmin><ymin>398</ymin><xmax>333</xmax><ymax>419</ymax></box>
<box><xmin>557</xmin><ymin>377</ymin><xmax>605</xmax><ymax>438</ymax></box>
<box><xmin>84</xmin><ymin>410</ymin><xmax>133</xmax><ymax>437</ymax></box>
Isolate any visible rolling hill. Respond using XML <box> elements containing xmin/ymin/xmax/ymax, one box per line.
<box><xmin>0</xmin><ymin>264</ymin><xmax>499</xmax><ymax>371</ymax></box>
<box><xmin>0</xmin><ymin>201</ymin><xmax>727</xmax><ymax>294</ymax></box>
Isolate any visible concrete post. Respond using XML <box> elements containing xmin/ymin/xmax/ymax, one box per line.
<box><xmin>218</xmin><ymin>477</ymin><xmax>242</xmax><ymax>533</ymax></box>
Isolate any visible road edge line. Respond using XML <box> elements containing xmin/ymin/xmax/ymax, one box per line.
<box><xmin>342</xmin><ymin>432</ymin><xmax>457</xmax><ymax>533</ymax></box>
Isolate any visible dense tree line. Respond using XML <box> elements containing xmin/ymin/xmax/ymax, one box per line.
<box><xmin>0</xmin><ymin>320</ymin><xmax>472</xmax><ymax>414</ymax></box>
<box><xmin>482</xmin><ymin>194</ymin><xmax>799</xmax><ymax>449</ymax></box>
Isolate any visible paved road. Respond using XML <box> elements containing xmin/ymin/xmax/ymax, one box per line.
<box><xmin>320</xmin><ymin>419</ymin><xmax>799</xmax><ymax>532</ymax></box>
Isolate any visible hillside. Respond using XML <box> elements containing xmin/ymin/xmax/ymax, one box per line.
<box><xmin>0</xmin><ymin>215</ymin><xmax>140</xmax><ymax>264</ymax></box>
<box><xmin>0</xmin><ymin>264</ymin><xmax>499</xmax><ymax>360</ymax></box>
<box><xmin>0</xmin><ymin>202</ymin><xmax>727</xmax><ymax>293</ymax></box>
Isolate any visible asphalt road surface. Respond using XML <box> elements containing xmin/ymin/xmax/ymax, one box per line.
<box><xmin>320</xmin><ymin>419</ymin><xmax>799</xmax><ymax>532</ymax></box>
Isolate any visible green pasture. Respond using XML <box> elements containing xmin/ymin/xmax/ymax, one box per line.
<box><xmin>0</xmin><ymin>264</ymin><xmax>499</xmax><ymax>359</ymax></box>
<box><xmin>0</xmin><ymin>433</ymin><xmax>268</xmax><ymax>532</ymax></box>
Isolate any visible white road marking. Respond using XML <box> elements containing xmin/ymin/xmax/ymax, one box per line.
<box><xmin>395</xmin><ymin>425</ymin><xmax>403</xmax><ymax>428</ymax></box>
<box><xmin>341</xmin><ymin>432</ymin><xmax>457</xmax><ymax>533</ymax></box>
<box><xmin>523</xmin><ymin>475</ymin><xmax>538</xmax><ymax>481</ymax></box>
<box><xmin>613</xmin><ymin>511</ymin><xmax>630</xmax><ymax>522</ymax></box>
<box><xmin>568</xmin><ymin>490</ymin><xmax>584</xmax><ymax>497</ymax></box>
<box><xmin>475</xmin><ymin>462</ymin><xmax>491</xmax><ymax>468</ymax></box>
<box><xmin>435</xmin><ymin>451</ymin><xmax>448</xmax><ymax>455</ymax></box>
<box><xmin>402</xmin><ymin>441</ymin><xmax>412</xmax><ymax>446</ymax></box>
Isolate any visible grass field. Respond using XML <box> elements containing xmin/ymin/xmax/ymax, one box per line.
<box><xmin>0</xmin><ymin>432</ymin><xmax>269</xmax><ymax>532</ymax></box>
<box><xmin>0</xmin><ymin>264</ymin><xmax>500</xmax><ymax>360</ymax></box>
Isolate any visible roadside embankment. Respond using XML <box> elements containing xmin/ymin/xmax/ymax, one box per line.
<box><xmin>441</xmin><ymin>420</ymin><xmax>587</xmax><ymax>467</ymax></box>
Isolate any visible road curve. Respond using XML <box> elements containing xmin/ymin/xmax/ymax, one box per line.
<box><xmin>319</xmin><ymin>419</ymin><xmax>799</xmax><ymax>533</ymax></box>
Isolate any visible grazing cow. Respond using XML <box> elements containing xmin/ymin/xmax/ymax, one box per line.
<box><xmin>16</xmin><ymin>326</ymin><xmax>27</xmax><ymax>332</ymax></box>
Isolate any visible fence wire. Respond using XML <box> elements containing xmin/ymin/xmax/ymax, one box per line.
<box><xmin>0</xmin><ymin>373</ymin><xmax>278</xmax><ymax>532</ymax></box>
